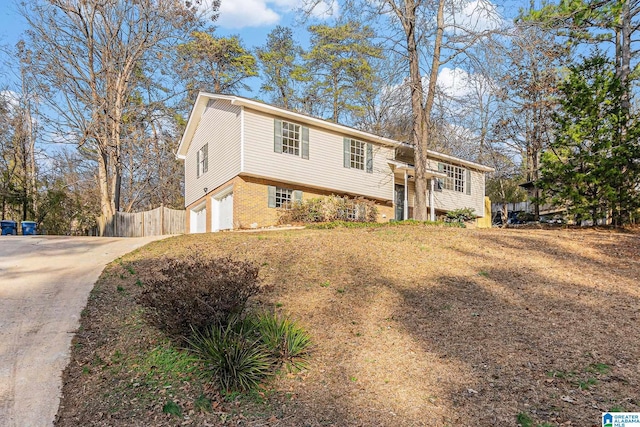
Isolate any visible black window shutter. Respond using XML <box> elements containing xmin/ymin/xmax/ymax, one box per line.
<box><xmin>466</xmin><ymin>169</ymin><xmax>471</xmax><ymax>195</ymax></box>
<box><xmin>366</xmin><ymin>143</ymin><xmax>373</xmax><ymax>173</ymax></box>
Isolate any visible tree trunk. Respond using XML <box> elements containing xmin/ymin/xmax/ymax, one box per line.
<box><xmin>617</xmin><ymin>0</ymin><xmax>632</xmax><ymax>223</ymax></box>
<box><xmin>333</xmin><ymin>73</ymin><xmax>339</xmax><ymax>122</ymax></box>
<box><xmin>98</xmin><ymin>148</ymin><xmax>113</xmax><ymax>236</ymax></box>
<box><xmin>502</xmin><ymin>203</ymin><xmax>508</xmax><ymax>227</ymax></box>
<box><xmin>402</xmin><ymin>0</ymin><xmax>426</xmax><ymax>219</ymax></box>
<box><xmin>410</xmin><ymin>0</ymin><xmax>444</xmax><ymax>220</ymax></box>
<box><xmin>617</xmin><ymin>0</ymin><xmax>631</xmax><ymax>119</ymax></box>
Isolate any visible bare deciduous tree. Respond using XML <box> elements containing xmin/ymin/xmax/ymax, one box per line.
<box><xmin>304</xmin><ymin>0</ymin><xmax>504</xmax><ymax>219</ymax></box>
<box><xmin>20</xmin><ymin>0</ymin><xmax>215</xmax><ymax>234</ymax></box>
<box><xmin>0</xmin><ymin>53</ymin><xmax>39</xmax><ymax>222</ymax></box>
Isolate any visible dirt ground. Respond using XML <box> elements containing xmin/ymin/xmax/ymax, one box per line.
<box><xmin>54</xmin><ymin>226</ymin><xmax>640</xmax><ymax>427</ymax></box>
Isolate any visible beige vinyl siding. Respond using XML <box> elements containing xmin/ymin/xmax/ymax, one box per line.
<box><xmin>429</xmin><ymin>159</ymin><xmax>486</xmax><ymax>216</ymax></box>
<box><xmin>185</xmin><ymin>99</ymin><xmax>241</xmax><ymax>206</ymax></box>
<box><xmin>243</xmin><ymin>108</ymin><xmax>394</xmax><ymax>201</ymax></box>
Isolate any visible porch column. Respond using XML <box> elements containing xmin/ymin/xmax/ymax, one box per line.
<box><xmin>404</xmin><ymin>169</ymin><xmax>409</xmax><ymax>220</ymax></box>
<box><xmin>429</xmin><ymin>177</ymin><xmax>436</xmax><ymax>221</ymax></box>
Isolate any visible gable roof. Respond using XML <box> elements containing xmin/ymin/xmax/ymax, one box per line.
<box><xmin>176</xmin><ymin>93</ymin><xmax>399</xmax><ymax>159</ymax></box>
<box><xmin>176</xmin><ymin>92</ymin><xmax>494</xmax><ymax>173</ymax></box>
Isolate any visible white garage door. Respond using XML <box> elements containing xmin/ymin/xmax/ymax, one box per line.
<box><xmin>212</xmin><ymin>189</ymin><xmax>233</xmax><ymax>231</ymax></box>
<box><xmin>218</xmin><ymin>192</ymin><xmax>233</xmax><ymax>230</ymax></box>
<box><xmin>190</xmin><ymin>205</ymin><xmax>207</xmax><ymax>233</ymax></box>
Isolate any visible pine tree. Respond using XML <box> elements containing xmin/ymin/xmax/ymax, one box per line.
<box><xmin>304</xmin><ymin>21</ymin><xmax>382</xmax><ymax>124</ymax></box>
<box><xmin>256</xmin><ymin>26</ymin><xmax>308</xmax><ymax>110</ymax></box>
<box><xmin>177</xmin><ymin>31</ymin><xmax>258</xmax><ymax>97</ymax></box>
<box><xmin>539</xmin><ymin>54</ymin><xmax>640</xmax><ymax>225</ymax></box>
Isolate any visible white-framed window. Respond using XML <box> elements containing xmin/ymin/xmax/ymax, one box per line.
<box><xmin>442</xmin><ymin>164</ymin><xmax>465</xmax><ymax>192</ymax></box>
<box><xmin>275</xmin><ymin>187</ymin><xmax>293</xmax><ymax>209</ymax></box>
<box><xmin>282</xmin><ymin>121</ymin><xmax>301</xmax><ymax>156</ymax></box>
<box><xmin>350</xmin><ymin>139</ymin><xmax>365</xmax><ymax>170</ymax></box>
<box><xmin>268</xmin><ymin>185</ymin><xmax>303</xmax><ymax>209</ymax></box>
<box><xmin>197</xmin><ymin>143</ymin><xmax>208</xmax><ymax>178</ymax></box>
<box><xmin>344</xmin><ymin>203</ymin><xmax>357</xmax><ymax>220</ymax></box>
<box><xmin>344</xmin><ymin>138</ymin><xmax>373</xmax><ymax>173</ymax></box>
<box><xmin>274</xmin><ymin>119</ymin><xmax>309</xmax><ymax>159</ymax></box>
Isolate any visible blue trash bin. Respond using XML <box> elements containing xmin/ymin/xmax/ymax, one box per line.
<box><xmin>21</xmin><ymin>221</ymin><xmax>37</xmax><ymax>235</ymax></box>
<box><xmin>1</xmin><ymin>220</ymin><xmax>18</xmax><ymax>235</ymax></box>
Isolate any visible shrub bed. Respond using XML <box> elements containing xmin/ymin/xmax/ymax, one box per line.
<box><xmin>279</xmin><ymin>195</ymin><xmax>378</xmax><ymax>224</ymax></box>
<box><xmin>306</xmin><ymin>219</ymin><xmax>466</xmax><ymax>229</ymax></box>
<box><xmin>137</xmin><ymin>253</ymin><xmax>311</xmax><ymax>393</ymax></box>
<box><xmin>444</xmin><ymin>207</ymin><xmax>477</xmax><ymax>223</ymax></box>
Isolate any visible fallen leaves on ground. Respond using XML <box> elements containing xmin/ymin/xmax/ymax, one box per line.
<box><xmin>55</xmin><ymin>226</ymin><xmax>640</xmax><ymax>427</ymax></box>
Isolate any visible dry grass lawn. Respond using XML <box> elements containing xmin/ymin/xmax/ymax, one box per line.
<box><xmin>55</xmin><ymin>225</ymin><xmax>640</xmax><ymax>427</ymax></box>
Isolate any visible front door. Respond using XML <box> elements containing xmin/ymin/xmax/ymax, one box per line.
<box><xmin>395</xmin><ymin>184</ymin><xmax>405</xmax><ymax>221</ymax></box>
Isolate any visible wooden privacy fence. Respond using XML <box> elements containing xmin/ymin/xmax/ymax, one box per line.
<box><xmin>98</xmin><ymin>206</ymin><xmax>185</xmax><ymax>237</ymax></box>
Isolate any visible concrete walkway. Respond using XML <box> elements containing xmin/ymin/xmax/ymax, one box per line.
<box><xmin>0</xmin><ymin>235</ymin><xmax>167</xmax><ymax>427</ymax></box>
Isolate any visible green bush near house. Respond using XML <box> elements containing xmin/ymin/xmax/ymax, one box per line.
<box><xmin>307</xmin><ymin>219</ymin><xmax>465</xmax><ymax>229</ymax></box>
<box><xmin>445</xmin><ymin>207</ymin><xmax>477</xmax><ymax>223</ymax></box>
<box><xmin>307</xmin><ymin>221</ymin><xmax>384</xmax><ymax>229</ymax></box>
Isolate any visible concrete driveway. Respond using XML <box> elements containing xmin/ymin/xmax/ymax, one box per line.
<box><xmin>0</xmin><ymin>235</ymin><xmax>167</xmax><ymax>427</ymax></box>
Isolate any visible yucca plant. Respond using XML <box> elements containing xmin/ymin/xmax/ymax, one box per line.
<box><xmin>188</xmin><ymin>321</ymin><xmax>272</xmax><ymax>392</ymax></box>
<box><xmin>253</xmin><ymin>312</ymin><xmax>312</xmax><ymax>369</ymax></box>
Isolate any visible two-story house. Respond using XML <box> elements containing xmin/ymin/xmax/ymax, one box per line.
<box><xmin>177</xmin><ymin>93</ymin><xmax>494</xmax><ymax>233</ymax></box>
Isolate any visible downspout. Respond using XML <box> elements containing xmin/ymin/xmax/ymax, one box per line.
<box><xmin>404</xmin><ymin>169</ymin><xmax>409</xmax><ymax>220</ymax></box>
<box><xmin>240</xmin><ymin>106</ymin><xmax>245</xmax><ymax>173</ymax></box>
<box><xmin>430</xmin><ymin>177</ymin><xmax>436</xmax><ymax>221</ymax></box>
<box><xmin>391</xmin><ymin>171</ymin><xmax>396</xmax><ymax>219</ymax></box>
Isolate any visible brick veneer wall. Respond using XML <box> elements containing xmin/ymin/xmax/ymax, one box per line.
<box><xmin>185</xmin><ymin>175</ymin><xmax>394</xmax><ymax>232</ymax></box>
<box><xmin>235</xmin><ymin>176</ymin><xmax>394</xmax><ymax>229</ymax></box>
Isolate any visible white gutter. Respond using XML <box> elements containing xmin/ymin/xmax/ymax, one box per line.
<box><xmin>176</xmin><ymin>94</ymin><xmax>210</xmax><ymax>159</ymax></box>
<box><xmin>394</xmin><ymin>141</ymin><xmax>494</xmax><ymax>172</ymax></box>
<box><xmin>426</xmin><ymin>149</ymin><xmax>495</xmax><ymax>173</ymax></box>
<box><xmin>228</xmin><ymin>96</ymin><xmax>399</xmax><ymax>147</ymax></box>
<box><xmin>240</xmin><ymin>106</ymin><xmax>245</xmax><ymax>172</ymax></box>
<box><xmin>388</xmin><ymin>160</ymin><xmax>447</xmax><ymax>178</ymax></box>
<box><xmin>177</xmin><ymin>93</ymin><xmax>495</xmax><ymax>175</ymax></box>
